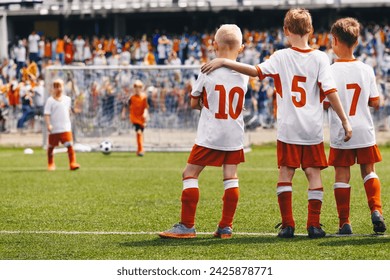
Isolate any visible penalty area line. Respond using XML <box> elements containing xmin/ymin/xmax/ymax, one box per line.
<box><xmin>0</xmin><ymin>230</ymin><xmax>386</xmax><ymax>237</ymax></box>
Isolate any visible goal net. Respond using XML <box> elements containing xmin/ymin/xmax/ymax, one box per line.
<box><xmin>44</xmin><ymin>65</ymin><xmax>251</xmax><ymax>152</ymax></box>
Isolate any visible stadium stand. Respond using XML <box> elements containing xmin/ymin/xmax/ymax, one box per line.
<box><xmin>0</xmin><ymin>0</ymin><xmax>389</xmax><ymax>150</ymax></box>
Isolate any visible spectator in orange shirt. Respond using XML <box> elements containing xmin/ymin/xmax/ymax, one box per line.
<box><xmin>56</xmin><ymin>37</ymin><xmax>65</xmax><ymax>65</ymax></box>
<box><xmin>121</xmin><ymin>80</ymin><xmax>149</xmax><ymax>156</ymax></box>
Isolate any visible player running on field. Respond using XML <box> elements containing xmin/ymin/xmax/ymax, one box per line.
<box><xmin>159</xmin><ymin>24</ymin><xmax>249</xmax><ymax>239</ymax></box>
<box><xmin>201</xmin><ymin>8</ymin><xmax>352</xmax><ymax>238</ymax></box>
<box><xmin>324</xmin><ymin>17</ymin><xmax>386</xmax><ymax>235</ymax></box>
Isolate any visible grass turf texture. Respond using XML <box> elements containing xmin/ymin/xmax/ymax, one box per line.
<box><xmin>0</xmin><ymin>145</ymin><xmax>389</xmax><ymax>260</ymax></box>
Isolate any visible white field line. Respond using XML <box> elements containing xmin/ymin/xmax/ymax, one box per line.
<box><xmin>0</xmin><ymin>230</ymin><xmax>386</xmax><ymax>237</ymax></box>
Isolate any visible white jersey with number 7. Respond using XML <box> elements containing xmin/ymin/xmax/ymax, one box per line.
<box><xmin>191</xmin><ymin>68</ymin><xmax>249</xmax><ymax>151</ymax></box>
<box><xmin>327</xmin><ymin>59</ymin><xmax>379</xmax><ymax>149</ymax></box>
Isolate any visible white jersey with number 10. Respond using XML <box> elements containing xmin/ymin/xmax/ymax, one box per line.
<box><xmin>191</xmin><ymin>68</ymin><xmax>249</xmax><ymax>151</ymax></box>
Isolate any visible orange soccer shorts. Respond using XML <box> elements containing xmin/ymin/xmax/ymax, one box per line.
<box><xmin>328</xmin><ymin>145</ymin><xmax>382</xmax><ymax>167</ymax></box>
<box><xmin>277</xmin><ymin>140</ymin><xmax>328</xmax><ymax>170</ymax></box>
<box><xmin>48</xmin><ymin>131</ymin><xmax>73</xmax><ymax>147</ymax></box>
<box><xmin>187</xmin><ymin>144</ymin><xmax>245</xmax><ymax>167</ymax></box>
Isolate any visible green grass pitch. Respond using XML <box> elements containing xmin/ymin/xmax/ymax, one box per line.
<box><xmin>0</xmin><ymin>145</ymin><xmax>389</xmax><ymax>260</ymax></box>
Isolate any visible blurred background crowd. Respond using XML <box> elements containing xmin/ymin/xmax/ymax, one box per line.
<box><xmin>1</xmin><ymin>18</ymin><xmax>390</xmax><ymax>137</ymax></box>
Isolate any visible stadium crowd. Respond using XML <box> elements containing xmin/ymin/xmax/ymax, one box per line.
<box><xmin>1</xmin><ymin>23</ymin><xmax>390</xmax><ymax>135</ymax></box>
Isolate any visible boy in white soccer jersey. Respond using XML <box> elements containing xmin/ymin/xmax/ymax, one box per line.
<box><xmin>159</xmin><ymin>24</ymin><xmax>248</xmax><ymax>239</ymax></box>
<box><xmin>44</xmin><ymin>78</ymin><xmax>80</xmax><ymax>171</ymax></box>
<box><xmin>202</xmin><ymin>8</ymin><xmax>352</xmax><ymax>238</ymax></box>
<box><xmin>325</xmin><ymin>18</ymin><xmax>386</xmax><ymax>234</ymax></box>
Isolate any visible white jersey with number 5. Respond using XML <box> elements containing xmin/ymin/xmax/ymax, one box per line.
<box><xmin>327</xmin><ymin>59</ymin><xmax>379</xmax><ymax>149</ymax></box>
<box><xmin>191</xmin><ymin>68</ymin><xmax>249</xmax><ymax>151</ymax></box>
<box><xmin>256</xmin><ymin>47</ymin><xmax>337</xmax><ymax>145</ymax></box>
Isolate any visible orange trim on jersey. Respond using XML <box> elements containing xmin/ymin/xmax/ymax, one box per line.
<box><xmin>323</xmin><ymin>88</ymin><xmax>337</xmax><ymax>96</ymax></box>
<box><xmin>369</xmin><ymin>96</ymin><xmax>379</xmax><ymax>102</ymax></box>
<box><xmin>255</xmin><ymin>65</ymin><xmax>264</xmax><ymax>80</ymax></box>
<box><xmin>290</xmin><ymin>47</ymin><xmax>314</xmax><ymax>53</ymax></box>
<box><xmin>256</xmin><ymin>66</ymin><xmax>283</xmax><ymax>97</ymax></box>
<box><xmin>335</xmin><ymin>58</ymin><xmax>358</xmax><ymax>62</ymax></box>
<box><xmin>202</xmin><ymin>87</ymin><xmax>209</xmax><ymax>109</ymax></box>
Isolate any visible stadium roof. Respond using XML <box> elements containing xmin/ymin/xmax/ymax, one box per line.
<box><xmin>0</xmin><ymin>0</ymin><xmax>389</xmax><ymax>16</ymax></box>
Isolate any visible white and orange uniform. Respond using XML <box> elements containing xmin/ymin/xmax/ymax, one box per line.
<box><xmin>256</xmin><ymin>47</ymin><xmax>337</xmax><ymax>229</ymax></box>
<box><xmin>327</xmin><ymin>59</ymin><xmax>383</xmax><ymax>227</ymax></box>
<box><xmin>44</xmin><ymin>95</ymin><xmax>72</xmax><ymax>134</ymax></box>
<box><xmin>326</xmin><ymin>59</ymin><xmax>379</xmax><ymax>149</ymax></box>
<box><xmin>191</xmin><ymin>68</ymin><xmax>249</xmax><ymax>151</ymax></box>
<box><xmin>256</xmin><ymin>47</ymin><xmax>337</xmax><ymax>145</ymax></box>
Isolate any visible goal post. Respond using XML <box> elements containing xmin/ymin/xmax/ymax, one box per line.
<box><xmin>44</xmin><ymin>64</ymin><xmax>251</xmax><ymax>152</ymax></box>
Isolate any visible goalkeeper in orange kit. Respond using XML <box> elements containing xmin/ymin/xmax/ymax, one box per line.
<box><xmin>122</xmin><ymin>80</ymin><xmax>149</xmax><ymax>156</ymax></box>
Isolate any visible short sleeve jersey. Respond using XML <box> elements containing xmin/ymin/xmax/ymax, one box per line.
<box><xmin>256</xmin><ymin>47</ymin><xmax>337</xmax><ymax>145</ymax></box>
<box><xmin>44</xmin><ymin>95</ymin><xmax>72</xmax><ymax>134</ymax></box>
<box><xmin>327</xmin><ymin>59</ymin><xmax>379</xmax><ymax>149</ymax></box>
<box><xmin>129</xmin><ymin>93</ymin><xmax>149</xmax><ymax>126</ymax></box>
<box><xmin>191</xmin><ymin>68</ymin><xmax>249</xmax><ymax>151</ymax></box>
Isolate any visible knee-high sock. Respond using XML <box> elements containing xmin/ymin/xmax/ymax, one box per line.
<box><xmin>307</xmin><ymin>188</ymin><xmax>323</xmax><ymax>229</ymax></box>
<box><xmin>180</xmin><ymin>177</ymin><xmax>199</xmax><ymax>228</ymax></box>
<box><xmin>277</xmin><ymin>182</ymin><xmax>294</xmax><ymax>228</ymax></box>
<box><xmin>333</xmin><ymin>182</ymin><xmax>351</xmax><ymax>227</ymax></box>
<box><xmin>219</xmin><ymin>179</ymin><xmax>239</xmax><ymax>228</ymax></box>
<box><xmin>136</xmin><ymin>133</ymin><xmax>143</xmax><ymax>153</ymax></box>
<box><xmin>67</xmin><ymin>145</ymin><xmax>76</xmax><ymax>164</ymax></box>
<box><xmin>48</xmin><ymin>147</ymin><xmax>54</xmax><ymax>165</ymax></box>
<box><xmin>364</xmin><ymin>173</ymin><xmax>382</xmax><ymax>214</ymax></box>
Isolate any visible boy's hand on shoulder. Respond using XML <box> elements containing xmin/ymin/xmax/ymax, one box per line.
<box><xmin>201</xmin><ymin>58</ymin><xmax>226</xmax><ymax>74</ymax></box>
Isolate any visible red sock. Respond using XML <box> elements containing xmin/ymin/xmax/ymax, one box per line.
<box><xmin>333</xmin><ymin>183</ymin><xmax>351</xmax><ymax>227</ymax></box>
<box><xmin>307</xmin><ymin>188</ymin><xmax>323</xmax><ymax>229</ymax></box>
<box><xmin>364</xmin><ymin>173</ymin><xmax>382</xmax><ymax>214</ymax></box>
<box><xmin>219</xmin><ymin>186</ymin><xmax>239</xmax><ymax>228</ymax></box>
<box><xmin>67</xmin><ymin>146</ymin><xmax>76</xmax><ymax>164</ymax></box>
<box><xmin>136</xmin><ymin>133</ymin><xmax>143</xmax><ymax>154</ymax></box>
<box><xmin>277</xmin><ymin>182</ymin><xmax>294</xmax><ymax>228</ymax></box>
<box><xmin>180</xmin><ymin>178</ymin><xmax>199</xmax><ymax>228</ymax></box>
<box><xmin>48</xmin><ymin>147</ymin><xmax>54</xmax><ymax>165</ymax></box>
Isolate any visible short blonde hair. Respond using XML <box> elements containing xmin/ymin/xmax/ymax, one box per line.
<box><xmin>133</xmin><ymin>79</ymin><xmax>144</xmax><ymax>88</ymax></box>
<box><xmin>53</xmin><ymin>78</ymin><xmax>64</xmax><ymax>88</ymax></box>
<box><xmin>284</xmin><ymin>8</ymin><xmax>313</xmax><ymax>36</ymax></box>
<box><xmin>214</xmin><ymin>24</ymin><xmax>242</xmax><ymax>50</ymax></box>
<box><xmin>331</xmin><ymin>17</ymin><xmax>360</xmax><ymax>48</ymax></box>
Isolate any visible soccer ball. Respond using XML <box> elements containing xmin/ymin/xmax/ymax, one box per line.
<box><xmin>100</xmin><ymin>140</ymin><xmax>113</xmax><ymax>155</ymax></box>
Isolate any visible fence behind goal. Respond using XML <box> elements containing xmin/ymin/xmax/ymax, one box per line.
<box><xmin>44</xmin><ymin>65</ymin><xmax>251</xmax><ymax>152</ymax></box>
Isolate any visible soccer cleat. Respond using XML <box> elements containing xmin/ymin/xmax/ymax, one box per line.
<box><xmin>158</xmin><ymin>223</ymin><xmax>196</xmax><ymax>239</ymax></box>
<box><xmin>275</xmin><ymin>223</ymin><xmax>295</xmax><ymax>238</ymax></box>
<box><xmin>70</xmin><ymin>162</ymin><xmax>80</xmax><ymax>170</ymax></box>
<box><xmin>137</xmin><ymin>152</ymin><xmax>144</xmax><ymax>157</ymax></box>
<box><xmin>371</xmin><ymin>210</ymin><xmax>387</xmax><ymax>233</ymax></box>
<box><xmin>337</xmin><ymin>223</ymin><xmax>353</xmax><ymax>235</ymax></box>
<box><xmin>213</xmin><ymin>226</ymin><xmax>233</xmax><ymax>239</ymax></box>
<box><xmin>307</xmin><ymin>225</ymin><xmax>326</xmax><ymax>238</ymax></box>
<box><xmin>47</xmin><ymin>163</ymin><xmax>56</xmax><ymax>171</ymax></box>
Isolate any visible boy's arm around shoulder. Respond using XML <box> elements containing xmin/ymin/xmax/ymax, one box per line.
<box><xmin>326</xmin><ymin>92</ymin><xmax>352</xmax><ymax>142</ymax></box>
<box><xmin>201</xmin><ymin>58</ymin><xmax>258</xmax><ymax>77</ymax></box>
